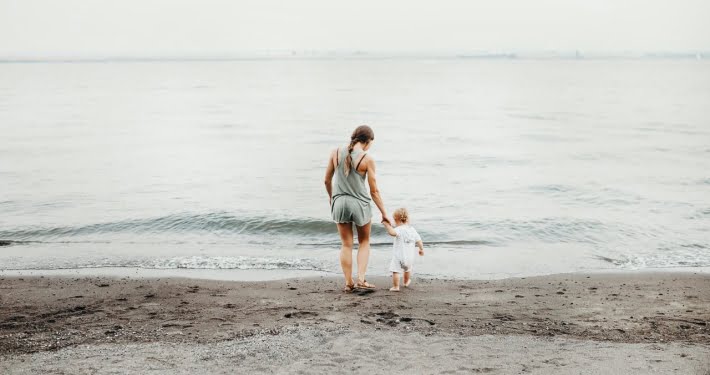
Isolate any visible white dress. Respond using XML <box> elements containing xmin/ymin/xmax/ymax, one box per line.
<box><xmin>388</xmin><ymin>224</ymin><xmax>421</xmax><ymax>273</ymax></box>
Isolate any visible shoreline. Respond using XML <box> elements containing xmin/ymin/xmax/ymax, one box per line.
<box><xmin>1</xmin><ymin>272</ymin><xmax>708</xmax><ymax>373</ymax></box>
<box><xmin>0</xmin><ymin>267</ymin><xmax>335</xmax><ymax>282</ymax></box>
<box><xmin>1</xmin><ymin>265</ymin><xmax>708</xmax><ymax>282</ymax></box>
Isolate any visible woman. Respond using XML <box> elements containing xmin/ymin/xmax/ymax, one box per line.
<box><xmin>324</xmin><ymin>125</ymin><xmax>389</xmax><ymax>292</ymax></box>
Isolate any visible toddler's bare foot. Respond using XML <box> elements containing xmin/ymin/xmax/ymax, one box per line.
<box><xmin>404</xmin><ymin>280</ymin><xmax>411</xmax><ymax>287</ymax></box>
<box><xmin>389</xmin><ymin>287</ymin><xmax>400</xmax><ymax>292</ymax></box>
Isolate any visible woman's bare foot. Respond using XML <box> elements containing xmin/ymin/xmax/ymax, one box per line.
<box><xmin>389</xmin><ymin>287</ymin><xmax>400</xmax><ymax>292</ymax></box>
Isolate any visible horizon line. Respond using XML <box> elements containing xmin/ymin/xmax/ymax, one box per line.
<box><xmin>1</xmin><ymin>51</ymin><xmax>709</xmax><ymax>63</ymax></box>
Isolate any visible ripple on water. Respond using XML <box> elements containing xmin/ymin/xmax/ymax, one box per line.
<box><xmin>689</xmin><ymin>208</ymin><xmax>710</xmax><ymax>220</ymax></box>
<box><xmin>527</xmin><ymin>184</ymin><xmax>643</xmax><ymax>206</ymax></box>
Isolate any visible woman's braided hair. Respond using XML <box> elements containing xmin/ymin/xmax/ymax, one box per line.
<box><xmin>344</xmin><ymin>125</ymin><xmax>375</xmax><ymax>177</ymax></box>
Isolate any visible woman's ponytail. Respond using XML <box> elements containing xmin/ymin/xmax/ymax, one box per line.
<box><xmin>343</xmin><ymin>138</ymin><xmax>357</xmax><ymax>177</ymax></box>
<box><xmin>343</xmin><ymin>125</ymin><xmax>375</xmax><ymax>177</ymax></box>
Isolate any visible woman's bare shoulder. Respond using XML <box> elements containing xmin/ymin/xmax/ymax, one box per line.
<box><xmin>331</xmin><ymin>145</ymin><xmax>347</xmax><ymax>154</ymax></box>
<box><xmin>362</xmin><ymin>153</ymin><xmax>376</xmax><ymax>165</ymax></box>
<box><xmin>329</xmin><ymin>146</ymin><xmax>343</xmax><ymax>157</ymax></box>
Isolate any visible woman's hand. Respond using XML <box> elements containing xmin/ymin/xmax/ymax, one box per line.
<box><xmin>381</xmin><ymin>216</ymin><xmax>391</xmax><ymax>225</ymax></box>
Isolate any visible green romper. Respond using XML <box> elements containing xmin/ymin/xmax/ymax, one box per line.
<box><xmin>331</xmin><ymin>146</ymin><xmax>373</xmax><ymax>227</ymax></box>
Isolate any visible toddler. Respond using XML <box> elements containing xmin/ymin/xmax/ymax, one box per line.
<box><xmin>382</xmin><ymin>208</ymin><xmax>424</xmax><ymax>291</ymax></box>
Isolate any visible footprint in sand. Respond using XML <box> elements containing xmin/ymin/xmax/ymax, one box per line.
<box><xmin>284</xmin><ymin>311</ymin><xmax>318</xmax><ymax>318</ymax></box>
<box><xmin>354</xmin><ymin>289</ymin><xmax>376</xmax><ymax>296</ymax></box>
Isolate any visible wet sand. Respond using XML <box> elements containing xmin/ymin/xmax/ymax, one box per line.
<box><xmin>1</xmin><ymin>272</ymin><xmax>709</xmax><ymax>374</ymax></box>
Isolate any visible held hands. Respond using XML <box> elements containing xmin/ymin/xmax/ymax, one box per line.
<box><xmin>381</xmin><ymin>216</ymin><xmax>392</xmax><ymax>226</ymax></box>
<box><xmin>419</xmin><ymin>249</ymin><xmax>425</xmax><ymax>256</ymax></box>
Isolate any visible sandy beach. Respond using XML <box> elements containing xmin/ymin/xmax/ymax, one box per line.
<box><xmin>1</xmin><ymin>272</ymin><xmax>708</xmax><ymax>374</ymax></box>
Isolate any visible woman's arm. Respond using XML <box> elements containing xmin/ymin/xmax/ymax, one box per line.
<box><xmin>365</xmin><ymin>156</ymin><xmax>389</xmax><ymax>223</ymax></box>
<box><xmin>324</xmin><ymin>149</ymin><xmax>336</xmax><ymax>205</ymax></box>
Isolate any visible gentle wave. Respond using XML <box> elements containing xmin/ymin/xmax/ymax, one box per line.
<box><xmin>147</xmin><ymin>256</ymin><xmax>324</xmax><ymax>271</ymax></box>
<box><xmin>0</xmin><ymin>213</ymin><xmax>665</xmax><ymax>248</ymax></box>
<box><xmin>0</xmin><ymin>212</ymin><xmax>345</xmax><ymax>240</ymax></box>
<box><xmin>0</xmin><ymin>255</ymin><xmax>326</xmax><ymax>271</ymax></box>
<box><xmin>296</xmin><ymin>239</ymin><xmax>495</xmax><ymax>248</ymax></box>
<box><xmin>1</xmin><ymin>212</ymin><xmax>496</xmax><ymax>246</ymax></box>
<box><xmin>0</xmin><ymin>238</ymin><xmax>494</xmax><ymax>249</ymax></box>
<box><xmin>467</xmin><ymin>217</ymin><xmax>646</xmax><ymax>245</ymax></box>
<box><xmin>594</xmin><ymin>246</ymin><xmax>710</xmax><ymax>269</ymax></box>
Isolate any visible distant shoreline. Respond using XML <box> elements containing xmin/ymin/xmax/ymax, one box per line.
<box><xmin>1</xmin><ymin>51</ymin><xmax>708</xmax><ymax>63</ymax></box>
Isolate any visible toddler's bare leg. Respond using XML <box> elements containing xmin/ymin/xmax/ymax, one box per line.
<box><xmin>390</xmin><ymin>272</ymin><xmax>400</xmax><ymax>291</ymax></box>
<box><xmin>403</xmin><ymin>271</ymin><xmax>411</xmax><ymax>287</ymax></box>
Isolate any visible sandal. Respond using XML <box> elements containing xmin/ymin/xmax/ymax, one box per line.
<box><xmin>356</xmin><ymin>280</ymin><xmax>376</xmax><ymax>289</ymax></box>
<box><xmin>343</xmin><ymin>283</ymin><xmax>355</xmax><ymax>293</ymax></box>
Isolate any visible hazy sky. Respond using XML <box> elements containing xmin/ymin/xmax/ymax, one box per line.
<box><xmin>1</xmin><ymin>0</ymin><xmax>708</xmax><ymax>57</ymax></box>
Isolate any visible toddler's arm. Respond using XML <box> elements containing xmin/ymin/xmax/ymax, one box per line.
<box><xmin>382</xmin><ymin>221</ymin><xmax>398</xmax><ymax>237</ymax></box>
<box><xmin>416</xmin><ymin>240</ymin><xmax>424</xmax><ymax>256</ymax></box>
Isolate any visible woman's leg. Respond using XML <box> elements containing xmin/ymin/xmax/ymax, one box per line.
<box><xmin>337</xmin><ymin>223</ymin><xmax>355</xmax><ymax>287</ymax></box>
<box><xmin>355</xmin><ymin>222</ymin><xmax>372</xmax><ymax>285</ymax></box>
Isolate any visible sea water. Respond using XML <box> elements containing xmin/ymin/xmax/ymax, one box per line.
<box><xmin>1</xmin><ymin>59</ymin><xmax>709</xmax><ymax>279</ymax></box>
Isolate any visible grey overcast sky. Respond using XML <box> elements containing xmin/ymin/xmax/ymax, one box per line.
<box><xmin>1</xmin><ymin>0</ymin><xmax>708</xmax><ymax>58</ymax></box>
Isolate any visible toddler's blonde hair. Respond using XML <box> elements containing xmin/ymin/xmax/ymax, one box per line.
<box><xmin>393</xmin><ymin>207</ymin><xmax>409</xmax><ymax>223</ymax></box>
